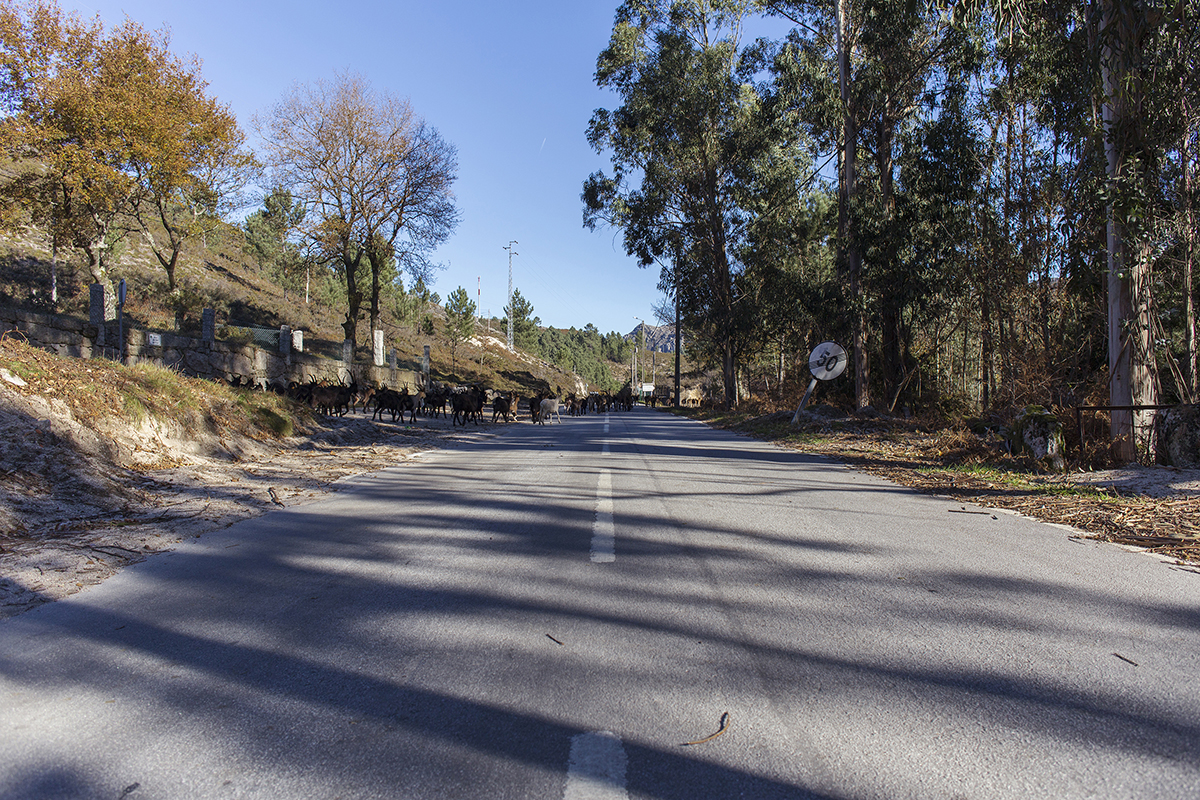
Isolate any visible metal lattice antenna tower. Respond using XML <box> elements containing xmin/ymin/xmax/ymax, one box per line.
<box><xmin>504</xmin><ymin>240</ymin><xmax>518</xmax><ymax>350</ymax></box>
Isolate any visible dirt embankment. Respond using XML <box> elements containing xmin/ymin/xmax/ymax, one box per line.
<box><xmin>1</xmin><ymin>338</ymin><xmax>501</xmax><ymax>619</ymax></box>
<box><xmin>0</xmin><ymin>385</ymin><xmax>495</xmax><ymax>619</ymax></box>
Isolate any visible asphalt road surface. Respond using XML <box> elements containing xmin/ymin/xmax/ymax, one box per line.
<box><xmin>2</xmin><ymin>408</ymin><xmax>1198</xmax><ymax>799</ymax></box>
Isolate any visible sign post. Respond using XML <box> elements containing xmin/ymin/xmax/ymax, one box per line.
<box><xmin>791</xmin><ymin>341</ymin><xmax>847</xmax><ymax>425</ymax></box>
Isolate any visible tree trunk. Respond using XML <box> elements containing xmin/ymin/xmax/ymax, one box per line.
<box><xmin>981</xmin><ymin>287</ymin><xmax>994</xmax><ymax>410</ymax></box>
<box><xmin>836</xmin><ymin>0</ymin><xmax>868</xmax><ymax>410</ymax></box>
<box><xmin>1184</xmin><ymin>91</ymin><xmax>1199</xmax><ymax>399</ymax></box>
<box><xmin>674</xmin><ymin>290</ymin><xmax>682</xmax><ymax>407</ymax></box>
<box><xmin>877</xmin><ymin>103</ymin><xmax>901</xmax><ymax>405</ymax></box>
<box><xmin>718</xmin><ymin>254</ymin><xmax>737</xmax><ymax>409</ymax></box>
<box><xmin>1001</xmin><ymin>65</ymin><xmax>1015</xmax><ymax>406</ymax></box>
<box><xmin>164</xmin><ymin>256</ymin><xmax>178</xmax><ymax>293</ymax></box>
<box><xmin>1102</xmin><ymin>0</ymin><xmax>1156</xmax><ymax>462</ymax></box>
<box><xmin>369</xmin><ymin>273</ymin><xmax>382</xmax><ymax>336</ymax></box>
<box><xmin>1041</xmin><ymin>128</ymin><xmax>1060</xmax><ymax>359</ymax></box>
<box><xmin>342</xmin><ymin>254</ymin><xmax>363</xmax><ymax>357</ymax></box>
<box><xmin>700</xmin><ymin>146</ymin><xmax>738</xmax><ymax>410</ymax></box>
<box><xmin>367</xmin><ymin>242</ymin><xmax>384</xmax><ymax>335</ymax></box>
<box><xmin>1105</xmin><ymin>204</ymin><xmax>1134</xmax><ymax>461</ymax></box>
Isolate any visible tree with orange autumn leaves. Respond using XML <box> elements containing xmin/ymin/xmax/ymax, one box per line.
<box><xmin>0</xmin><ymin>0</ymin><xmax>254</xmax><ymax>317</ymax></box>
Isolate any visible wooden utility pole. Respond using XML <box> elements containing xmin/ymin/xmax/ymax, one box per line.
<box><xmin>674</xmin><ymin>301</ymin><xmax>681</xmax><ymax>407</ymax></box>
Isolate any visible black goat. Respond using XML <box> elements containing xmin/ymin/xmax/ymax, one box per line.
<box><xmin>426</xmin><ymin>387</ymin><xmax>450</xmax><ymax>418</ymax></box>
<box><xmin>372</xmin><ymin>388</ymin><xmax>402</xmax><ymax>422</ymax></box>
<box><xmin>452</xmin><ymin>386</ymin><xmax>485</xmax><ymax>426</ymax></box>
<box><xmin>310</xmin><ymin>382</ymin><xmax>353</xmax><ymax>416</ymax></box>
<box><xmin>492</xmin><ymin>393</ymin><xmax>514</xmax><ymax>423</ymax></box>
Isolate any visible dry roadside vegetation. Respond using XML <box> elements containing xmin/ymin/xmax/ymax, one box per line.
<box><xmin>2</xmin><ymin>336</ymin><xmax>1198</xmax><ymax>621</ymax></box>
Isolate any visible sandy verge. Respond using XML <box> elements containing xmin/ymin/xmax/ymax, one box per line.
<box><xmin>0</xmin><ymin>391</ymin><xmax>503</xmax><ymax>620</ymax></box>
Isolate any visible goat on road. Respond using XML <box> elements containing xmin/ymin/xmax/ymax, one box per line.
<box><xmin>452</xmin><ymin>386</ymin><xmax>485</xmax><ymax>426</ymax></box>
<box><xmin>371</xmin><ymin>388</ymin><xmax>402</xmax><ymax>422</ymax></box>
<box><xmin>492</xmin><ymin>393</ymin><xmax>515</xmax><ymax>423</ymax></box>
<box><xmin>426</xmin><ymin>387</ymin><xmax>450</xmax><ymax>418</ymax></box>
<box><xmin>537</xmin><ymin>396</ymin><xmax>562</xmax><ymax>425</ymax></box>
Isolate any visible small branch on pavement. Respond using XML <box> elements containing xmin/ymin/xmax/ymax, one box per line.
<box><xmin>681</xmin><ymin>712</ymin><xmax>731</xmax><ymax>746</ymax></box>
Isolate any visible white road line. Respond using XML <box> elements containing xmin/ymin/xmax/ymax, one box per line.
<box><xmin>564</xmin><ymin>731</ymin><xmax>628</xmax><ymax>800</ymax></box>
<box><xmin>591</xmin><ymin>469</ymin><xmax>616</xmax><ymax>563</ymax></box>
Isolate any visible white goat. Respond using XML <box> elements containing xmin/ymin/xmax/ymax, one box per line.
<box><xmin>538</xmin><ymin>397</ymin><xmax>562</xmax><ymax>424</ymax></box>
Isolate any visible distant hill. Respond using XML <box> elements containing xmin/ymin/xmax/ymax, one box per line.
<box><xmin>628</xmin><ymin>322</ymin><xmax>677</xmax><ymax>354</ymax></box>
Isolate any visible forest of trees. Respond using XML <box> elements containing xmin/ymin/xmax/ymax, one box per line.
<box><xmin>533</xmin><ymin>323</ymin><xmax>637</xmax><ymax>391</ymax></box>
<box><xmin>585</xmin><ymin>0</ymin><xmax>1199</xmax><ymax>459</ymax></box>
<box><xmin>3</xmin><ymin>0</ymin><xmax>1198</xmax><ymax>459</ymax></box>
<box><xmin>492</xmin><ymin>289</ymin><xmax>633</xmax><ymax>391</ymax></box>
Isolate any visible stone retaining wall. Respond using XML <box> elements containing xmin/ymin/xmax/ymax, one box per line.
<box><xmin>1</xmin><ymin>305</ymin><xmax>419</xmax><ymax>390</ymax></box>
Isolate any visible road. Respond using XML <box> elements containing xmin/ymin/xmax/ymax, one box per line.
<box><xmin>1</xmin><ymin>408</ymin><xmax>1198</xmax><ymax>799</ymax></box>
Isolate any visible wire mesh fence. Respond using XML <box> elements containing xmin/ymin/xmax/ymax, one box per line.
<box><xmin>224</xmin><ymin>320</ymin><xmax>281</xmax><ymax>351</ymax></box>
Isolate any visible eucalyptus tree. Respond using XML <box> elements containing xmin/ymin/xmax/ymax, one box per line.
<box><xmin>1099</xmin><ymin>0</ymin><xmax>1200</xmax><ymax>411</ymax></box>
<box><xmin>958</xmin><ymin>0</ymin><xmax>1198</xmax><ymax>457</ymax></box>
<box><xmin>889</xmin><ymin>73</ymin><xmax>985</xmax><ymax>408</ymax></box>
<box><xmin>767</xmin><ymin>0</ymin><xmax>869</xmax><ymax>406</ymax></box>
<box><xmin>768</xmin><ymin>0</ymin><xmax>978</xmax><ymax>410</ymax></box>
<box><xmin>584</xmin><ymin>0</ymin><xmax>813</xmax><ymax>408</ymax></box>
<box><xmin>259</xmin><ymin>72</ymin><xmax>458</xmax><ymax>356</ymax></box>
<box><xmin>1178</xmin><ymin>54</ymin><xmax>1200</xmax><ymax>400</ymax></box>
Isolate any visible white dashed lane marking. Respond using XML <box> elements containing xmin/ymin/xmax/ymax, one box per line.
<box><xmin>591</xmin><ymin>469</ymin><xmax>616</xmax><ymax>563</ymax></box>
<box><xmin>564</xmin><ymin>731</ymin><xmax>628</xmax><ymax>799</ymax></box>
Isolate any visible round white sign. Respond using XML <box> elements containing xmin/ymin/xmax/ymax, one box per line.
<box><xmin>808</xmin><ymin>341</ymin><xmax>847</xmax><ymax>381</ymax></box>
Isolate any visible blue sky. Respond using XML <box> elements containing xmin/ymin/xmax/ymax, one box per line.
<box><xmin>57</xmin><ymin>1</ymin><xmax>792</xmax><ymax>336</ymax></box>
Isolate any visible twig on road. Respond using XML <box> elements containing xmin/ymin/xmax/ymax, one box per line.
<box><xmin>681</xmin><ymin>712</ymin><xmax>731</xmax><ymax>746</ymax></box>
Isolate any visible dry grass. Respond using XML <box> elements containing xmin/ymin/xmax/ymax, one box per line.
<box><xmin>0</xmin><ymin>333</ymin><xmax>299</xmax><ymax>441</ymax></box>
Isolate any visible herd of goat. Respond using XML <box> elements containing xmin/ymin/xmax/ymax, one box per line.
<box><xmin>252</xmin><ymin>376</ymin><xmax>642</xmax><ymax>427</ymax></box>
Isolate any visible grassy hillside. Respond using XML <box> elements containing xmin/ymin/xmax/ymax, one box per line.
<box><xmin>0</xmin><ymin>219</ymin><xmax>603</xmax><ymax>396</ymax></box>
